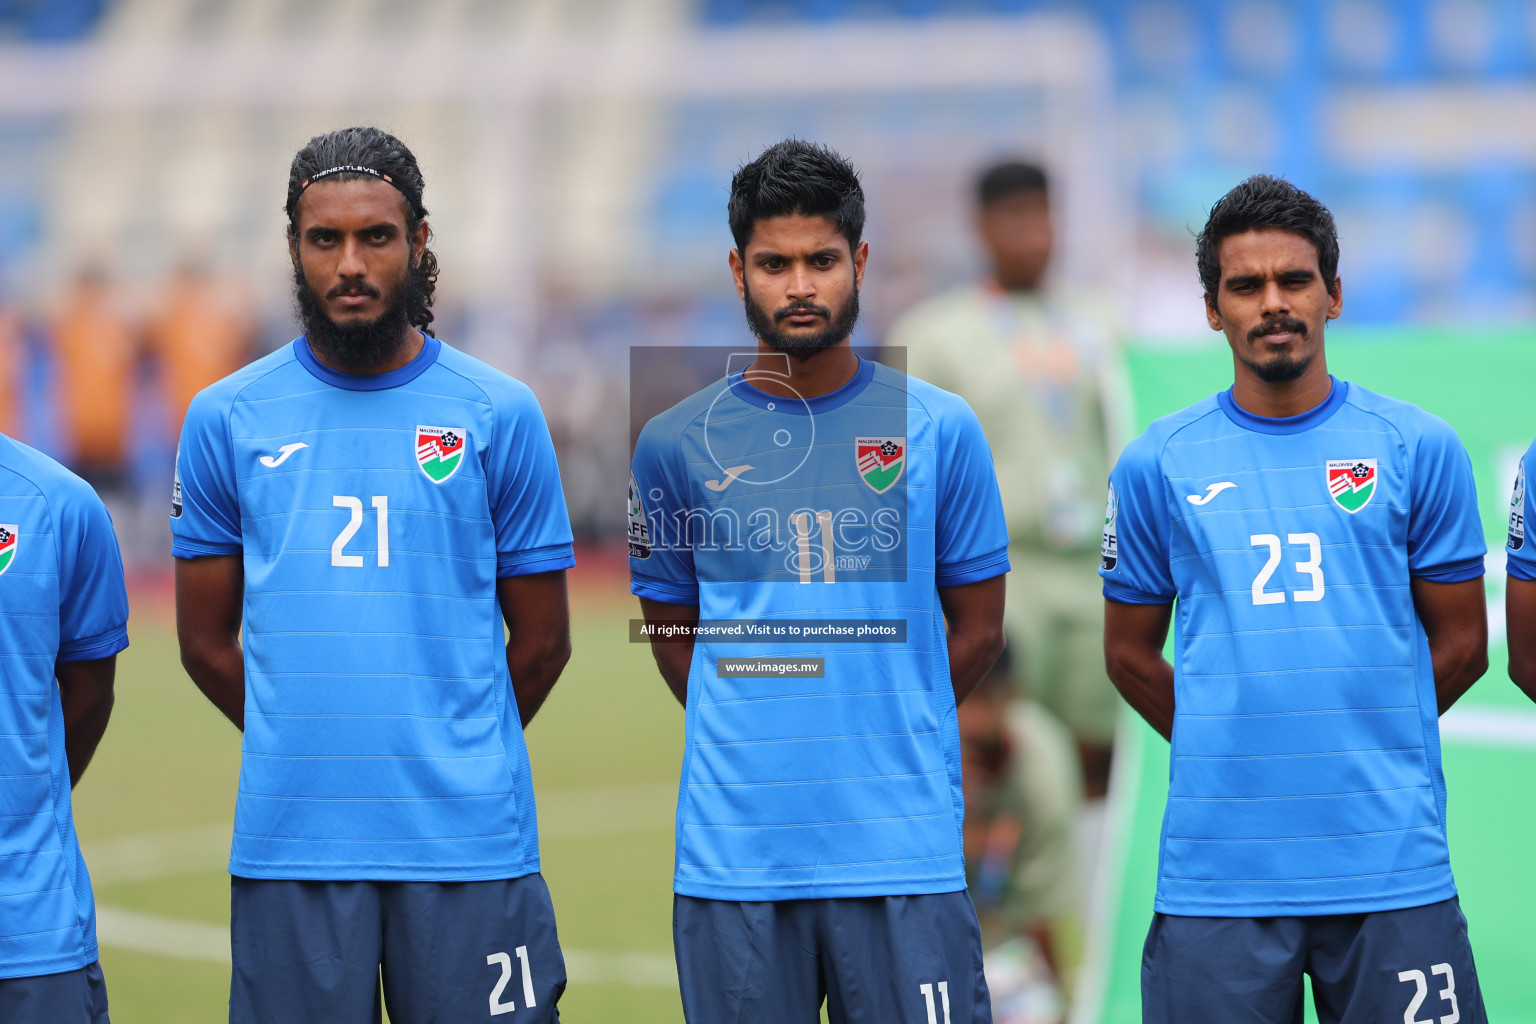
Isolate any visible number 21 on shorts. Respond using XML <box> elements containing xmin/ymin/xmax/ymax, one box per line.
<box><xmin>487</xmin><ymin>946</ymin><xmax>536</xmax><ymax>1016</ymax></box>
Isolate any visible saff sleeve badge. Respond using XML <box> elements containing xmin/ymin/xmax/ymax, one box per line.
<box><xmin>1510</xmin><ymin>459</ymin><xmax>1526</xmax><ymax>551</ymax></box>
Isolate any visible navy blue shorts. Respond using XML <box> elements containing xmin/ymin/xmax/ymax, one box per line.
<box><xmin>674</xmin><ymin>890</ymin><xmax>992</xmax><ymax>1024</ymax></box>
<box><xmin>1141</xmin><ymin>896</ymin><xmax>1486</xmax><ymax>1024</ymax></box>
<box><xmin>230</xmin><ymin>874</ymin><xmax>564</xmax><ymax>1024</ymax></box>
<box><xmin>0</xmin><ymin>960</ymin><xmax>109</xmax><ymax>1024</ymax></box>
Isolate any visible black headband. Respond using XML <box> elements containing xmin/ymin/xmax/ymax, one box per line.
<box><xmin>295</xmin><ymin>164</ymin><xmax>412</xmax><ymax>204</ymax></box>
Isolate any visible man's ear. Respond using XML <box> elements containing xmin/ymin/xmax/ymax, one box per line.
<box><xmin>411</xmin><ymin>219</ymin><xmax>430</xmax><ymax>265</ymax></box>
<box><xmin>1204</xmin><ymin>290</ymin><xmax>1223</xmax><ymax>332</ymax></box>
<box><xmin>728</xmin><ymin>248</ymin><xmax>747</xmax><ymax>300</ymax></box>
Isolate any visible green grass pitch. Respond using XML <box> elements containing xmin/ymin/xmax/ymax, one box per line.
<box><xmin>73</xmin><ymin>592</ymin><xmax>686</xmax><ymax>1023</ymax></box>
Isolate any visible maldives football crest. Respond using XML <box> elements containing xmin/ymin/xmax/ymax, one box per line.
<box><xmin>856</xmin><ymin>437</ymin><xmax>905</xmax><ymax>494</ymax></box>
<box><xmin>416</xmin><ymin>426</ymin><xmax>467</xmax><ymax>483</ymax></box>
<box><xmin>0</xmin><ymin>525</ymin><xmax>17</xmax><ymax>576</ymax></box>
<box><xmin>1327</xmin><ymin>459</ymin><xmax>1377</xmax><ymax>513</ymax></box>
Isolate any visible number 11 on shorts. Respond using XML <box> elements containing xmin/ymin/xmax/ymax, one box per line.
<box><xmin>920</xmin><ymin>980</ymin><xmax>951</xmax><ymax>1024</ymax></box>
<box><xmin>487</xmin><ymin>946</ymin><xmax>536</xmax><ymax>1016</ymax></box>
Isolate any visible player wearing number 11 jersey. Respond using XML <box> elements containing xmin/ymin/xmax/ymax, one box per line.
<box><xmin>172</xmin><ymin>128</ymin><xmax>574</xmax><ymax>1023</ymax></box>
<box><xmin>632</xmin><ymin>141</ymin><xmax>1009</xmax><ymax>1023</ymax></box>
<box><xmin>1102</xmin><ymin>176</ymin><xmax>1489</xmax><ymax>1024</ymax></box>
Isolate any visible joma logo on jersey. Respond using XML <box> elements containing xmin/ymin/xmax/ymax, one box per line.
<box><xmin>0</xmin><ymin>525</ymin><xmax>17</xmax><ymax>576</ymax></box>
<box><xmin>416</xmin><ymin>426</ymin><xmax>467</xmax><ymax>483</ymax></box>
<box><xmin>855</xmin><ymin>437</ymin><xmax>904</xmax><ymax>494</ymax></box>
<box><xmin>1327</xmin><ymin>459</ymin><xmax>1378</xmax><ymax>513</ymax></box>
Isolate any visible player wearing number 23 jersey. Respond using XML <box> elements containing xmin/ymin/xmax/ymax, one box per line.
<box><xmin>1104</xmin><ymin>176</ymin><xmax>1489</xmax><ymax>1024</ymax></box>
<box><xmin>1104</xmin><ymin>379</ymin><xmax>1484</xmax><ymax>915</ymax></box>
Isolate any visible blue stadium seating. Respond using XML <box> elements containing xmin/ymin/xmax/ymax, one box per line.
<box><xmin>692</xmin><ymin>0</ymin><xmax>1536</xmax><ymax>327</ymax></box>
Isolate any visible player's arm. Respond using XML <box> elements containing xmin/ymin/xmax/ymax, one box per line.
<box><xmin>175</xmin><ymin>554</ymin><xmax>246</xmax><ymax>730</ymax></box>
<box><xmin>56</xmin><ymin>656</ymin><xmax>115</xmax><ymax>786</ymax></box>
<box><xmin>1510</xmin><ymin>577</ymin><xmax>1536</xmax><ymax>702</ymax></box>
<box><xmin>1411</xmin><ymin>576</ymin><xmax>1488</xmax><ymax>715</ymax></box>
<box><xmin>1103</xmin><ymin>599</ymin><xmax>1174</xmax><ymax>741</ymax></box>
<box><xmin>638</xmin><ymin>597</ymin><xmax>698</xmax><ymax>707</ymax></box>
<box><xmin>938</xmin><ymin>575</ymin><xmax>1006</xmax><ymax>703</ymax></box>
<box><xmin>498</xmin><ymin>570</ymin><xmax>572</xmax><ymax>727</ymax></box>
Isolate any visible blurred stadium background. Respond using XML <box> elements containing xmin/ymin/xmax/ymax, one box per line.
<box><xmin>3</xmin><ymin>0</ymin><xmax>1536</xmax><ymax>1021</ymax></box>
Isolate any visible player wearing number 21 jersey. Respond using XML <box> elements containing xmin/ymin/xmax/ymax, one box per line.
<box><xmin>1102</xmin><ymin>175</ymin><xmax>1489</xmax><ymax>1024</ymax></box>
<box><xmin>172</xmin><ymin>128</ymin><xmax>574</xmax><ymax>1024</ymax></box>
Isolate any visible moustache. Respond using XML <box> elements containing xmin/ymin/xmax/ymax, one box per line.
<box><xmin>327</xmin><ymin>282</ymin><xmax>381</xmax><ymax>301</ymax></box>
<box><xmin>774</xmin><ymin>302</ymin><xmax>831</xmax><ymax>322</ymax></box>
<box><xmin>1248</xmin><ymin>317</ymin><xmax>1308</xmax><ymax>343</ymax></box>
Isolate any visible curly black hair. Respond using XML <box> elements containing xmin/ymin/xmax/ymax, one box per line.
<box><xmin>286</xmin><ymin>126</ymin><xmax>439</xmax><ymax>330</ymax></box>
<box><xmin>1196</xmin><ymin>174</ymin><xmax>1339</xmax><ymax>302</ymax></box>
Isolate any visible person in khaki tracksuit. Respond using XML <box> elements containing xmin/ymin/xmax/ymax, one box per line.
<box><xmin>890</xmin><ymin>160</ymin><xmax>1122</xmax><ymax>799</ymax></box>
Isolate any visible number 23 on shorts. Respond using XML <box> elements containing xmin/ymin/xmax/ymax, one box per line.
<box><xmin>1399</xmin><ymin>963</ymin><xmax>1458</xmax><ymax>1024</ymax></box>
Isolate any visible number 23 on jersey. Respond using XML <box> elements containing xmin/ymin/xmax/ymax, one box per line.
<box><xmin>1249</xmin><ymin>532</ymin><xmax>1324</xmax><ymax>605</ymax></box>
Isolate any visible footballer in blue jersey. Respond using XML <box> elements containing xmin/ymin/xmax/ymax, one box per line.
<box><xmin>1505</xmin><ymin>440</ymin><xmax>1536</xmax><ymax>704</ymax></box>
<box><xmin>0</xmin><ymin>433</ymin><xmax>126</xmax><ymax>1024</ymax></box>
<box><xmin>631</xmin><ymin>141</ymin><xmax>1009</xmax><ymax>1024</ymax></box>
<box><xmin>172</xmin><ymin>128</ymin><xmax>574</xmax><ymax>1024</ymax></box>
<box><xmin>1102</xmin><ymin>176</ymin><xmax>1490</xmax><ymax>1024</ymax></box>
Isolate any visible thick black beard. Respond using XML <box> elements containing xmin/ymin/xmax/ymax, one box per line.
<box><xmin>293</xmin><ymin>263</ymin><xmax>422</xmax><ymax>373</ymax></box>
<box><xmin>743</xmin><ymin>281</ymin><xmax>860</xmax><ymax>361</ymax></box>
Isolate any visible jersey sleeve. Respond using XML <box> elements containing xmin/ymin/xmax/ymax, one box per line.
<box><xmin>487</xmin><ymin>385</ymin><xmax>577</xmax><ymax>578</ymax></box>
<box><xmin>1508</xmin><ymin>439</ymin><xmax>1536</xmax><ymax>581</ymax></box>
<box><xmin>170</xmin><ymin>388</ymin><xmax>242</xmax><ymax>557</ymax></box>
<box><xmin>629</xmin><ymin>417</ymin><xmax>698</xmax><ymax>605</ymax></box>
<box><xmin>57</xmin><ymin>482</ymin><xmax>129</xmax><ymax>662</ymax></box>
<box><xmin>1407</xmin><ymin>418</ymin><xmax>1486</xmax><ymax>582</ymax></box>
<box><xmin>1099</xmin><ymin>433</ymin><xmax>1175</xmax><ymax>604</ymax></box>
<box><xmin>934</xmin><ymin>398</ymin><xmax>1010</xmax><ymax>587</ymax></box>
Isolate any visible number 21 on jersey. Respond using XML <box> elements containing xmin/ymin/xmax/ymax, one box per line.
<box><xmin>333</xmin><ymin>495</ymin><xmax>389</xmax><ymax>568</ymax></box>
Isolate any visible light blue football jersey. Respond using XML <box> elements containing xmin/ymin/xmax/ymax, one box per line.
<box><xmin>1506</xmin><ymin>438</ymin><xmax>1536</xmax><ymax>580</ymax></box>
<box><xmin>629</xmin><ymin>357</ymin><xmax>1010</xmax><ymax>900</ymax></box>
<box><xmin>171</xmin><ymin>336</ymin><xmax>575</xmax><ymax>881</ymax></box>
<box><xmin>0</xmin><ymin>434</ymin><xmax>128</xmax><ymax>978</ymax></box>
<box><xmin>1101</xmin><ymin>379</ymin><xmax>1485</xmax><ymax>917</ymax></box>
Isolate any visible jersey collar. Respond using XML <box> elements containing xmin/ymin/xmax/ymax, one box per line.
<box><xmin>293</xmin><ymin>332</ymin><xmax>441</xmax><ymax>391</ymax></box>
<box><xmin>729</xmin><ymin>355</ymin><xmax>875</xmax><ymax>415</ymax></box>
<box><xmin>1218</xmin><ymin>376</ymin><xmax>1348</xmax><ymax>435</ymax></box>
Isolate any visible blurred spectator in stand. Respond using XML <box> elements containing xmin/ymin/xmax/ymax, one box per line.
<box><xmin>0</xmin><ymin>300</ymin><xmax>21</xmax><ymax>439</ymax></box>
<box><xmin>960</xmin><ymin>644</ymin><xmax>1081</xmax><ymax>1024</ymax></box>
<box><xmin>51</xmin><ymin>265</ymin><xmax>138</xmax><ymax>498</ymax></box>
<box><xmin>147</xmin><ymin>258</ymin><xmax>255</xmax><ymax>437</ymax></box>
<box><xmin>890</xmin><ymin>160</ymin><xmax>1122</xmax><ymax>800</ymax></box>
